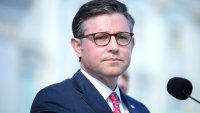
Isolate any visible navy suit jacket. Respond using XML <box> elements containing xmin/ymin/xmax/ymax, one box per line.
<box><xmin>31</xmin><ymin>70</ymin><xmax>150</xmax><ymax>113</ymax></box>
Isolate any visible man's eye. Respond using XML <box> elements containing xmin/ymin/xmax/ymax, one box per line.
<box><xmin>118</xmin><ymin>36</ymin><xmax>127</xmax><ymax>39</ymax></box>
<box><xmin>95</xmin><ymin>35</ymin><xmax>108</xmax><ymax>40</ymax></box>
<box><xmin>117</xmin><ymin>35</ymin><xmax>129</xmax><ymax>41</ymax></box>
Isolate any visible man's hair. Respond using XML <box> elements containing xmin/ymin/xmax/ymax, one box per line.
<box><xmin>72</xmin><ymin>0</ymin><xmax>135</xmax><ymax>38</ymax></box>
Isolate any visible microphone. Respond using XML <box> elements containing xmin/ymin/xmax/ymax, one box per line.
<box><xmin>167</xmin><ymin>77</ymin><xmax>200</xmax><ymax>104</ymax></box>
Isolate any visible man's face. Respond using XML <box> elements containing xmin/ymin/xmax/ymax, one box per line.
<box><xmin>79</xmin><ymin>13</ymin><xmax>134</xmax><ymax>79</ymax></box>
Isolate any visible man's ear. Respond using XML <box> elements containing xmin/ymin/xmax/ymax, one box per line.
<box><xmin>71</xmin><ymin>37</ymin><xmax>82</xmax><ymax>58</ymax></box>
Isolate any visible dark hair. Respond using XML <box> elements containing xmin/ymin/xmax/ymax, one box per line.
<box><xmin>72</xmin><ymin>0</ymin><xmax>135</xmax><ymax>38</ymax></box>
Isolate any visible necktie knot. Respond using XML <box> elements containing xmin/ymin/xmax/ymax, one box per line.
<box><xmin>109</xmin><ymin>92</ymin><xmax>121</xmax><ymax>113</ymax></box>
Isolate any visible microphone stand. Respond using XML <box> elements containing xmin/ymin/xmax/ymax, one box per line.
<box><xmin>182</xmin><ymin>90</ymin><xmax>200</xmax><ymax>104</ymax></box>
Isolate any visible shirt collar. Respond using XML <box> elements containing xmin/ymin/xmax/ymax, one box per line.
<box><xmin>81</xmin><ymin>68</ymin><xmax>122</xmax><ymax>102</ymax></box>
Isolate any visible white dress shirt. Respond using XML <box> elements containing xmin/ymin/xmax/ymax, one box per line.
<box><xmin>81</xmin><ymin>69</ymin><xmax>129</xmax><ymax>113</ymax></box>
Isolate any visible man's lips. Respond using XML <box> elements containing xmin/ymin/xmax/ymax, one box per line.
<box><xmin>103</xmin><ymin>58</ymin><xmax>122</xmax><ymax>61</ymax></box>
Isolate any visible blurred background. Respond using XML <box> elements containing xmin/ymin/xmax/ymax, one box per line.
<box><xmin>0</xmin><ymin>0</ymin><xmax>199</xmax><ymax>113</ymax></box>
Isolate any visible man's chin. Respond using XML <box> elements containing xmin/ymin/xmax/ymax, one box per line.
<box><xmin>102</xmin><ymin>70</ymin><xmax>124</xmax><ymax>77</ymax></box>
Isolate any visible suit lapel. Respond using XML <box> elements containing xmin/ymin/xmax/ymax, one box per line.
<box><xmin>71</xmin><ymin>70</ymin><xmax>112</xmax><ymax>113</ymax></box>
<box><xmin>120</xmin><ymin>90</ymin><xmax>140</xmax><ymax>113</ymax></box>
<box><xmin>81</xmin><ymin>89</ymin><xmax>112</xmax><ymax>113</ymax></box>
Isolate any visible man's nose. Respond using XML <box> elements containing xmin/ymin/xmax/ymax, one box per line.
<box><xmin>107</xmin><ymin>36</ymin><xmax>119</xmax><ymax>52</ymax></box>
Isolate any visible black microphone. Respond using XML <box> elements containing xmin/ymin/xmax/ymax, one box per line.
<box><xmin>167</xmin><ymin>77</ymin><xmax>200</xmax><ymax>104</ymax></box>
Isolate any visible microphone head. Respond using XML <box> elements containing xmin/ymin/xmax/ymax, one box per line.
<box><xmin>167</xmin><ymin>77</ymin><xmax>193</xmax><ymax>100</ymax></box>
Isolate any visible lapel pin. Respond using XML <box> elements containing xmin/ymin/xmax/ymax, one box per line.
<box><xmin>130</xmin><ymin>105</ymin><xmax>135</xmax><ymax>108</ymax></box>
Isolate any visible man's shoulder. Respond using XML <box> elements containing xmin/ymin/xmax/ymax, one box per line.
<box><xmin>31</xmin><ymin>78</ymin><xmax>78</xmax><ymax>113</ymax></box>
<box><xmin>34</xmin><ymin>70</ymin><xmax>84</xmax><ymax>100</ymax></box>
<box><xmin>32</xmin><ymin>78</ymin><xmax>78</xmax><ymax>107</ymax></box>
<box><xmin>37</xmin><ymin>78</ymin><xmax>75</xmax><ymax>96</ymax></box>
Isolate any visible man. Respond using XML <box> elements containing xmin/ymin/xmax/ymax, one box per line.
<box><xmin>31</xmin><ymin>0</ymin><xmax>150</xmax><ymax>113</ymax></box>
<box><xmin>118</xmin><ymin>72</ymin><xmax>129</xmax><ymax>94</ymax></box>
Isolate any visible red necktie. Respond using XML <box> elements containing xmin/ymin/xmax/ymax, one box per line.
<box><xmin>109</xmin><ymin>92</ymin><xmax>121</xmax><ymax>113</ymax></box>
